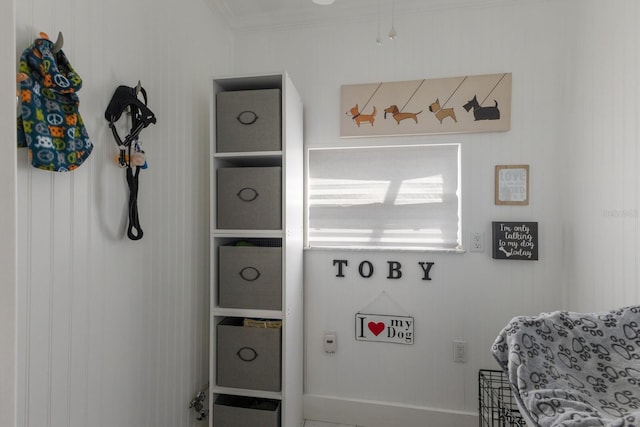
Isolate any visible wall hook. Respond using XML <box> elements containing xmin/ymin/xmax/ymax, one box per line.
<box><xmin>53</xmin><ymin>31</ymin><xmax>64</xmax><ymax>53</ymax></box>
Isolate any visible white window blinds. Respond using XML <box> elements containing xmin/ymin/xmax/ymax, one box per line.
<box><xmin>307</xmin><ymin>144</ymin><xmax>461</xmax><ymax>250</ymax></box>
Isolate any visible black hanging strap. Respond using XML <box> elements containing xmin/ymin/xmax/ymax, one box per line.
<box><xmin>126</xmin><ymin>165</ymin><xmax>143</xmax><ymax>240</ymax></box>
<box><xmin>105</xmin><ymin>82</ymin><xmax>156</xmax><ymax>241</ymax></box>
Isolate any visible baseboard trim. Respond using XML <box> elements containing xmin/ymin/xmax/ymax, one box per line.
<box><xmin>303</xmin><ymin>394</ymin><xmax>477</xmax><ymax>427</ymax></box>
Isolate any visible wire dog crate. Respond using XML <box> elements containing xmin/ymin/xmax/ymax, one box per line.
<box><xmin>478</xmin><ymin>369</ymin><xmax>526</xmax><ymax>427</ymax></box>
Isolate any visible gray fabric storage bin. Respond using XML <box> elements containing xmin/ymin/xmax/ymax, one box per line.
<box><xmin>217</xmin><ymin>167</ymin><xmax>282</xmax><ymax>230</ymax></box>
<box><xmin>216</xmin><ymin>89</ymin><xmax>281</xmax><ymax>153</ymax></box>
<box><xmin>219</xmin><ymin>245</ymin><xmax>282</xmax><ymax>310</ymax></box>
<box><xmin>217</xmin><ymin>318</ymin><xmax>282</xmax><ymax>392</ymax></box>
<box><xmin>213</xmin><ymin>395</ymin><xmax>280</xmax><ymax>427</ymax></box>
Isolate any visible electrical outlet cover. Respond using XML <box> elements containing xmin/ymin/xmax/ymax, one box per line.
<box><xmin>323</xmin><ymin>332</ymin><xmax>337</xmax><ymax>353</ymax></box>
<box><xmin>470</xmin><ymin>232</ymin><xmax>484</xmax><ymax>252</ymax></box>
<box><xmin>453</xmin><ymin>340</ymin><xmax>467</xmax><ymax>363</ymax></box>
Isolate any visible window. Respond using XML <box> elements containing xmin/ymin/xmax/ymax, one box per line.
<box><xmin>307</xmin><ymin>143</ymin><xmax>461</xmax><ymax>250</ymax></box>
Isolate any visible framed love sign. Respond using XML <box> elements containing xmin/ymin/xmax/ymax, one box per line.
<box><xmin>495</xmin><ymin>164</ymin><xmax>529</xmax><ymax>205</ymax></box>
<box><xmin>355</xmin><ymin>313</ymin><xmax>414</xmax><ymax>345</ymax></box>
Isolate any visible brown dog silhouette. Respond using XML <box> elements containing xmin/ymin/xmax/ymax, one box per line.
<box><xmin>428</xmin><ymin>99</ymin><xmax>457</xmax><ymax>124</ymax></box>
<box><xmin>347</xmin><ymin>104</ymin><xmax>376</xmax><ymax>127</ymax></box>
<box><xmin>384</xmin><ymin>105</ymin><xmax>423</xmax><ymax>124</ymax></box>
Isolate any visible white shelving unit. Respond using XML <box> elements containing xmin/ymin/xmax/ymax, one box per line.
<box><xmin>209</xmin><ymin>72</ymin><xmax>304</xmax><ymax>427</ymax></box>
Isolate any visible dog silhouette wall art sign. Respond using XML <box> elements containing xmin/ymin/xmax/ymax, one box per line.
<box><xmin>340</xmin><ymin>72</ymin><xmax>511</xmax><ymax>137</ymax></box>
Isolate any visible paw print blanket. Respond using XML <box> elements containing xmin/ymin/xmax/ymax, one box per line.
<box><xmin>17</xmin><ymin>37</ymin><xmax>93</xmax><ymax>172</ymax></box>
<box><xmin>492</xmin><ymin>306</ymin><xmax>640</xmax><ymax>427</ymax></box>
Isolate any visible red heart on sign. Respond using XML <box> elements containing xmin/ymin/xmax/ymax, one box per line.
<box><xmin>368</xmin><ymin>322</ymin><xmax>385</xmax><ymax>336</ymax></box>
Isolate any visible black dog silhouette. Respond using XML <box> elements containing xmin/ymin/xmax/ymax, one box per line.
<box><xmin>463</xmin><ymin>95</ymin><xmax>500</xmax><ymax>121</ymax></box>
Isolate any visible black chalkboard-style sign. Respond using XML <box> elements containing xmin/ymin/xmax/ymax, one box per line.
<box><xmin>492</xmin><ymin>221</ymin><xmax>538</xmax><ymax>260</ymax></box>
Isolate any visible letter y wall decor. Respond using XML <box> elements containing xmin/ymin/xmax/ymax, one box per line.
<box><xmin>341</xmin><ymin>73</ymin><xmax>511</xmax><ymax>138</ymax></box>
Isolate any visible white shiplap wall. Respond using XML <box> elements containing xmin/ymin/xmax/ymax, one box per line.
<box><xmin>1</xmin><ymin>0</ymin><xmax>17</xmax><ymax>426</ymax></box>
<box><xmin>12</xmin><ymin>0</ymin><xmax>640</xmax><ymax>426</ymax></box>
<box><xmin>562</xmin><ymin>0</ymin><xmax>640</xmax><ymax>312</ymax></box>
<box><xmin>230</xmin><ymin>1</ymin><xmax>640</xmax><ymax>423</ymax></box>
<box><xmin>15</xmin><ymin>0</ymin><xmax>232</xmax><ymax>425</ymax></box>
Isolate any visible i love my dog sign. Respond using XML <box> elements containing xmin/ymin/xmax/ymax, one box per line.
<box><xmin>355</xmin><ymin>313</ymin><xmax>414</xmax><ymax>345</ymax></box>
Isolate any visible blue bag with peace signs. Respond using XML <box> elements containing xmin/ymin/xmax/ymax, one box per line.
<box><xmin>17</xmin><ymin>37</ymin><xmax>93</xmax><ymax>172</ymax></box>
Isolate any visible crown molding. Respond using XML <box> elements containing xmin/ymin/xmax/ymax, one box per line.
<box><xmin>207</xmin><ymin>0</ymin><xmax>550</xmax><ymax>33</ymax></box>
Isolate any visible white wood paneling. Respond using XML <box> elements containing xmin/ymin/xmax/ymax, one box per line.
<box><xmin>11</xmin><ymin>0</ymin><xmax>640</xmax><ymax>426</ymax></box>
<box><xmin>232</xmin><ymin>0</ymin><xmax>568</xmax><ymax>421</ymax></box>
<box><xmin>562</xmin><ymin>0</ymin><xmax>640</xmax><ymax>312</ymax></box>
<box><xmin>1</xmin><ymin>1</ymin><xmax>17</xmax><ymax>427</ymax></box>
<box><xmin>15</xmin><ymin>0</ymin><xmax>233</xmax><ymax>426</ymax></box>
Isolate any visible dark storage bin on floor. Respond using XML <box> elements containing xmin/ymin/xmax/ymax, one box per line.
<box><xmin>213</xmin><ymin>394</ymin><xmax>280</xmax><ymax>427</ymax></box>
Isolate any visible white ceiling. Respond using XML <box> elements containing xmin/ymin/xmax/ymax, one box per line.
<box><xmin>216</xmin><ymin>0</ymin><xmax>337</xmax><ymax>17</ymax></box>
<box><xmin>209</xmin><ymin>0</ymin><xmax>507</xmax><ymax>30</ymax></box>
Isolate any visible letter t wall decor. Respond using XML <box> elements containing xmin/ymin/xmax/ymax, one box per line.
<box><xmin>340</xmin><ymin>73</ymin><xmax>511</xmax><ymax>138</ymax></box>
